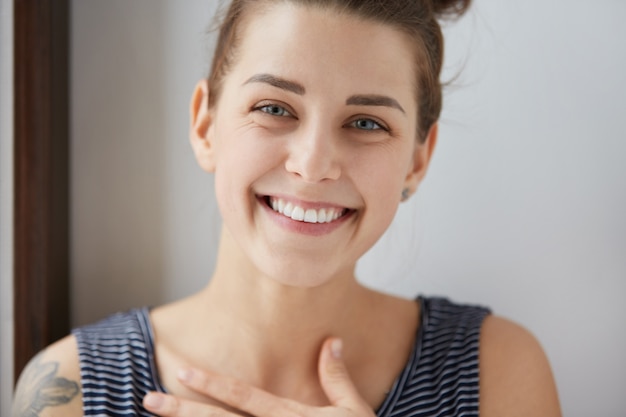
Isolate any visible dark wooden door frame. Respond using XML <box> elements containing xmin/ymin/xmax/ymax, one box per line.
<box><xmin>13</xmin><ymin>0</ymin><xmax>70</xmax><ymax>381</ymax></box>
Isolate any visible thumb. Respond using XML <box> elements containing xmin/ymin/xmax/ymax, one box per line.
<box><xmin>318</xmin><ymin>338</ymin><xmax>363</xmax><ymax>409</ymax></box>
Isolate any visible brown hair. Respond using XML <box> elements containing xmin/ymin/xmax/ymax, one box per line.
<box><xmin>207</xmin><ymin>0</ymin><xmax>471</xmax><ymax>142</ymax></box>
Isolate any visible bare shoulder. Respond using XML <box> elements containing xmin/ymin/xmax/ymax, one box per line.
<box><xmin>12</xmin><ymin>335</ymin><xmax>83</xmax><ymax>417</ymax></box>
<box><xmin>479</xmin><ymin>315</ymin><xmax>562</xmax><ymax>417</ymax></box>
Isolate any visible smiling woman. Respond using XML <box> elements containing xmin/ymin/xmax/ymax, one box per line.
<box><xmin>9</xmin><ymin>1</ymin><xmax>568</xmax><ymax>417</ymax></box>
<box><xmin>196</xmin><ymin>5</ymin><xmax>426</xmax><ymax>289</ymax></box>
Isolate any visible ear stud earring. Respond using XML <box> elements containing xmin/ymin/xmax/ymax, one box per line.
<box><xmin>401</xmin><ymin>188</ymin><xmax>410</xmax><ymax>202</ymax></box>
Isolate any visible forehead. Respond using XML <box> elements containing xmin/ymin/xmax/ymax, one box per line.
<box><xmin>229</xmin><ymin>3</ymin><xmax>417</xmax><ymax>109</ymax></box>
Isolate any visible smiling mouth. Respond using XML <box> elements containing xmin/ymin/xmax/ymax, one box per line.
<box><xmin>264</xmin><ymin>196</ymin><xmax>349</xmax><ymax>224</ymax></box>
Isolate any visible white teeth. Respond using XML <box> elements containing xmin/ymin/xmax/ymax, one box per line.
<box><xmin>304</xmin><ymin>209</ymin><xmax>317</xmax><ymax>223</ymax></box>
<box><xmin>267</xmin><ymin>197</ymin><xmax>345</xmax><ymax>224</ymax></box>
<box><xmin>283</xmin><ymin>202</ymin><xmax>293</xmax><ymax>217</ymax></box>
<box><xmin>291</xmin><ymin>206</ymin><xmax>305</xmax><ymax>221</ymax></box>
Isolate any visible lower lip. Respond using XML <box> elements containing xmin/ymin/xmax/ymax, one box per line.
<box><xmin>258</xmin><ymin>196</ymin><xmax>354</xmax><ymax>236</ymax></box>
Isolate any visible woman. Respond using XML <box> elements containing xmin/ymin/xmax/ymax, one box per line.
<box><xmin>12</xmin><ymin>0</ymin><xmax>562</xmax><ymax>416</ymax></box>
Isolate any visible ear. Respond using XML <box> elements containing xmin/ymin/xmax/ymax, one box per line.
<box><xmin>190</xmin><ymin>79</ymin><xmax>216</xmax><ymax>173</ymax></box>
<box><xmin>403</xmin><ymin>123</ymin><xmax>438</xmax><ymax>194</ymax></box>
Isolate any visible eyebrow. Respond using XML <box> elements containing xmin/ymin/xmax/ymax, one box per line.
<box><xmin>346</xmin><ymin>94</ymin><xmax>406</xmax><ymax>114</ymax></box>
<box><xmin>243</xmin><ymin>74</ymin><xmax>405</xmax><ymax>114</ymax></box>
<box><xmin>243</xmin><ymin>73</ymin><xmax>305</xmax><ymax>95</ymax></box>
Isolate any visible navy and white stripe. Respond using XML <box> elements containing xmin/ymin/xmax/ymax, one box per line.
<box><xmin>376</xmin><ymin>297</ymin><xmax>490</xmax><ymax>416</ymax></box>
<box><xmin>73</xmin><ymin>308</ymin><xmax>162</xmax><ymax>416</ymax></box>
<box><xmin>72</xmin><ymin>297</ymin><xmax>489</xmax><ymax>417</ymax></box>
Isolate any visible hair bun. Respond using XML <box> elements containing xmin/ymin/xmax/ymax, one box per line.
<box><xmin>431</xmin><ymin>0</ymin><xmax>472</xmax><ymax>19</ymax></box>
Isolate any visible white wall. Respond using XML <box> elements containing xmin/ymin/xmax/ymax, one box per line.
<box><xmin>71</xmin><ymin>0</ymin><xmax>221</xmax><ymax>321</ymax></box>
<box><xmin>71</xmin><ymin>1</ymin><xmax>626</xmax><ymax>416</ymax></box>
<box><xmin>0</xmin><ymin>0</ymin><xmax>14</xmax><ymax>414</ymax></box>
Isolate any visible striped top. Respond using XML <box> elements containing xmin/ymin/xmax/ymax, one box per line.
<box><xmin>73</xmin><ymin>297</ymin><xmax>490</xmax><ymax>416</ymax></box>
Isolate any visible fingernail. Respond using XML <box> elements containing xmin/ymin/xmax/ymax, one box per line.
<box><xmin>331</xmin><ymin>338</ymin><xmax>343</xmax><ymax>359</ymax></box>
<box><xmin>178</xmin><ymin>368</ymin><xmax>196</xmax><ymax>383</ymax></box>
<box><xmin>144</xmin><ymin>392</ymin><xmax>164</xmax><ymax>409</ymax></box>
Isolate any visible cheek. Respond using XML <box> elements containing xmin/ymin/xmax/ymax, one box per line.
<box><xmin>212</xmin><ymin>127</ymin><xmax>283</xmax><ymax>209</ymax></box>
<box><xmin>358</xmin><ymin>147</ymin><xmax>412</xmax><ymax>198</ymax></box>
<box><xmin>351</xmin><ymin>152</ymin><xmax>408</xmax><ymax>238</ymax></box>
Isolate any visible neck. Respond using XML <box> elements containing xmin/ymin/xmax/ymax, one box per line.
<box><xmin>189</xmin><ymin>229</ymin><xmax>377</xmax><ymax>399</ymax></box>
<box><xmin>206</xmin><ymin>259</ymin><xmax>370</xmax><ymax>345</ymax></box>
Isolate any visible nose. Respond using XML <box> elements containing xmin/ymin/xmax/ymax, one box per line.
<box><xmin>284</xmin><ymin>124</ymin><xmax>341</xmax><ymax>183</ymax></box>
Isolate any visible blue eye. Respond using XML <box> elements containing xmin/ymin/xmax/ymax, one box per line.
<box><xmin>351</xmin><ymin>118</ymin><xmax>386</xmax><ymax>131</ymax></box>
<box><xmin>258</xmin><ymin>104</ymin><xmax>292</xmax><ymax>117</ymax></box>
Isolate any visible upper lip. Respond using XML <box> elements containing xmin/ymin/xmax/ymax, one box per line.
<box><xmin>259</xmin><ymin>194</ymin><xmax>351</xmax><ymax>211</ymax></box>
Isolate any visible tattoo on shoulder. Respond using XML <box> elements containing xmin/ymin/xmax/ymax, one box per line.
<box><xmin>12</xmin><ymin>353</ymin><xmax>80</xmax><ymax>417</ymax></box>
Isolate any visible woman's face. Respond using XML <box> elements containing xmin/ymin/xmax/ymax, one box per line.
<box><xmin>194</xmin><ymin>3</ymin><xmax>434</xmax><ymax>286</ymax></box>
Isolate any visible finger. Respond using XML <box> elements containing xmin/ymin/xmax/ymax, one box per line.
<box><xmin>176</xmin><ymin>368</ymin><xmax>304</xmax><ymax>417</ymax></box>
<box><xmin>318</xmin><ymin>338</ymin><xmax>365</xmax><ymax>409</ymax></box>
<box><xmin>143</xmin><ymin>391</ymin><xmax>235</xmax><ymax>417</ymax></box>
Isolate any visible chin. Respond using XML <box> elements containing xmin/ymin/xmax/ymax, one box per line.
<box><xmin>258</xmin><ymin>258</ymin><xmax>351</xmax><ymax>289</ymax></box>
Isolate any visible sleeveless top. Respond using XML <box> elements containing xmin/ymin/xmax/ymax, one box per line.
<box><xmin>72</xmin><ymin>297</ymin><xmax>490</xmax><ymax>416</ymax></box>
